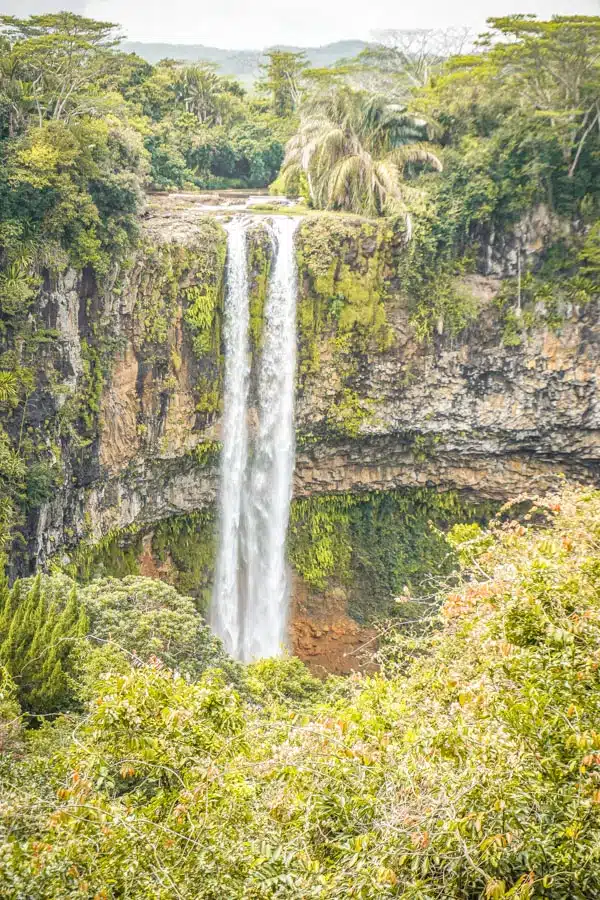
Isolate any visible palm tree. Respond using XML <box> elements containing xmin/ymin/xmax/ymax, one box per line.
<box><xmin>279</xmin><ymin>86</ymin><xmax>442</xmax><ymax>222</ymax></box>
<box><xmin>174</xmin><ymin>65</ymin><xmax>232</xmax><ymax>126</ymax></box>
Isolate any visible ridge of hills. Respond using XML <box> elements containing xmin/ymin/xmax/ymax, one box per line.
<box><xmin>121</xmin><ymin>38</ymin><xmax>369</xmax><ymax>81</ymax></box>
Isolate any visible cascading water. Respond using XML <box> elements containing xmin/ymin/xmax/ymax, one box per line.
<box><xmin>211</xmin><ymin>217</ymin><xmax>251</xmax><ymax>659</ymax></box>
<box><xmin>242</xmin><ymin>217</ymin><xmax>299</xmax><ymax>661</ymax></box>
<box><xmin>212</xmin><ymin>216</ymin><xmax>300</xmax><ymax>662</ymax></box>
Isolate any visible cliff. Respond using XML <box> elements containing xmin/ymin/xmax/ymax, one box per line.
<box><xmin>17</xmin><ymin>197</ymin><xmax>600</xmax><ymax>578</ymax></box>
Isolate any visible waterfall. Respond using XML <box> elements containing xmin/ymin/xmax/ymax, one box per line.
<box><xmin>212</xmin><ymin>216</ymin><xmax>300</xmax><ymax>662</ymax></box>
<box><xmin>243</xmin><ymin>217</ymin><xmax>299</xmax><ymax>661</ymax></box>
<box><xmin>211</xmin><ymin>218</ymin><xmax>251</xmax><ymax>659</ymax></box>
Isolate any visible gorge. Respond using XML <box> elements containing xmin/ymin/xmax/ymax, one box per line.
<box><xmin>2</xmin><ymin>13</ymin><xmax>600</xmax><ymax>894</ymax></box>
<box><xmin>8</xmin><ymin>195</ymin><xmax>598</xmax><ymax>668</ymax></box>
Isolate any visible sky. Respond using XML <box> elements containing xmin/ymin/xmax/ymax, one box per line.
<box><xmin>4</xmin><ymin>0</ymin><xmax>600</xmax><ymax>48</ymax></box>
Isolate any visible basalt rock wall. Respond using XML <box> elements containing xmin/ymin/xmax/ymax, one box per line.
<box><xmin>21</xmin><ymin>202</ymin><xmax>600</xmax><ymax>573</ymax></box>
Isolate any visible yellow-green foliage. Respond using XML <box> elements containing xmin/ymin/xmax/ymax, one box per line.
<box><xmin>182</xmin><ymin>220</ymin><xmax>227</xmax><ymax>357</ymax></box>
<box><xmin>296</xmin><ymin>215</ymin><xmax>395</xmax><ymax>367</ymax></box>
<box><xmin>3</xmin><ymin>487</ymin><xmax>600</xmax><ymax>897</ymax></box>
<box><xmin>0</xmin><ymin>574</ymin><xmax>88</xmax><ymax>715</ymax></box>
<box><xmin>79</xmin><ymin>575</ymin><xmax>229</xmax><ymax>676</ymax></box>
<box><xmin>134</xmin><ymin>243</ymin><xmax>183</xmax><ymax>351</ymax></box>
<box><xmin>194</xmin><ymin>376</ymin><xmax>221</xmax><ymax>415</ymax></box>
<box><xmin>64</xmin><ymin>509</ymin><xmax>218</xmax><ymax>614</ymax></box>
<box><xmin>192</xmin><ymin>440</ymin><xmax>221</xmax><ymax>467</ymax></box>
<box><xmin>52</xmin><ymin>522</ymin><xmax>142</xmax><ymax>582</ymax></box>
<box><xmin>0</xmin><ymin>663</ymin><xmax>19</xmax><ymax>723</ymax></box>
<box><xmin>247</xmin><ymin>224</ymin><xmax>273</xmax><ymax>355</ymax></box>
<box><xmin>245</xmin><ymin>656</ymin><xmax>326</xmax><ymax>706</ymax></box>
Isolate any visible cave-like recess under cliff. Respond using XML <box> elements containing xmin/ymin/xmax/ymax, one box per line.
<box><xmin>18</xmin><ymin>199</ymin><xmax>600</xmax><ymax>606</ymax></box>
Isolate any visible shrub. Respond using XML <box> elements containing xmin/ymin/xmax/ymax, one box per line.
<box><xmin>79</xmin><ymin>576</ymin><xmax>233</xmax><ymax>679</ymax></box>
<box><xmin>0</xmin><ymin>575</ymin><xmax>87</xmax><ymax>715</ymax></box>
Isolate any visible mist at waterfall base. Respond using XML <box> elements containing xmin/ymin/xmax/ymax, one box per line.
<box><xmin>211</xmin><ymin>216</ymin><xmax>299</xmax><ymax>663</ymax></box>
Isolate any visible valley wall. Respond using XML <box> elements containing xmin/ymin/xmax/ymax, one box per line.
<box><xmin>18</xmin><ymin>201</ymin><xmax>599</xmax><ymax>582</ymax></box>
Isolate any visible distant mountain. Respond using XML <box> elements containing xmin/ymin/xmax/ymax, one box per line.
<box><xmin>121</xmin><ymin>39</ymin><xmax>369</xmax><ymax>81</ymax></box>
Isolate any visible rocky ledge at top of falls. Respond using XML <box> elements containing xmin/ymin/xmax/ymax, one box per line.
<box><xmin>22</xmin><ymin>199</ymin><xmax>600</xmax><ymax>573</ymax></box>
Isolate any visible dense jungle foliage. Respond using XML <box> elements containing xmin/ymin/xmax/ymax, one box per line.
<box><xmin>0</xmin><ymin>12</ymin><xmax>599</xmax><ymax>898</ymax></box>
<box><xmin>2</xmin><ymin>486</ymin><xmax>600</xmax><ymax>898</ymax></box>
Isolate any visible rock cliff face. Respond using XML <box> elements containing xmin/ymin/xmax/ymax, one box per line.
<box><xmin>22</xmin><ymin>198</ymin><xmax>600</xmax><ymax>575</ymax></box>
<box><xmin>295</xmin><ymin>290</ymin><xmax>599</xmax><ymax>500</ymax></box>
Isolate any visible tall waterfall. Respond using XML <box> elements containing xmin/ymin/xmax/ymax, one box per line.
<box><xmin>211</xmin><ymin>218</ymin><xmax>251</xmax><ymax>659</ymax></box>
<box><xmin>212</xmin><ymin>216</ymin><xmax>300</xmax><ymax>662</ymax></box>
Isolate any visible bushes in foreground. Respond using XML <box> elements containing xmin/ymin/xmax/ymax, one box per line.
<box><xmin>2</xmin><ymin>486</ymin><xmax>600</xmax><ymax>897</ymax></box>
<box><xmin>0</xmin><ymin>575</ymin><xmax>233</xmax><ymax>716</ymax></box>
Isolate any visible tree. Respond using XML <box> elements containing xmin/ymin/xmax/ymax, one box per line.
<box><xmin>479</xmin><ymin>16</ymin><xmax>600</xmax><ymax>177</ymax></box>
<box><xmin>258</xmin><ymin>50</ymin><xmax>308</xmax><ymax>117</ymax></box>
<box><xmin>355</xmin><ymin>27</ymin><xmax>476</xmax><ymax>97</ymax></box>
<box><xmin>0</xmin><ymin>575</ymin><xmax>88</xmax><ymax>715</ymax></box>
<box><xmin>79</xmin><ymin>576</ymin><xmax>233</xmax><ymax>679</ymax></box>
<box><xmin>0</xmin><ymin>12</ymin><xmax>122</xmax><ymax>128</ymax></box>
<box><xmin>280</xmin><ymin>86</ymin><xmax>441</xmax><ymax>218</ymax></box>
<box><xmin>173</xmin><ymin>64</ymin><xmax>243</xmax><ymax>126</ymax></box>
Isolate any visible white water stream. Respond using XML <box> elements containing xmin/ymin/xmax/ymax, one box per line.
<box><xmin>211</xmin><ymin>216</ymin><xmax>300</xmax><ymax>662</ymax></box>
<box><xmin>210</xmin><ymin>218</ymin><xmax>251</xmax><ymax>659</ymax></box>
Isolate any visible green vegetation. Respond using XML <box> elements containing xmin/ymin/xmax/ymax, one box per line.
<box><xmin>138</xmin><ymin>58</ymin><xmax>292</xmax><ymax>190</ymax></box>
<box><xmin>0</xmin><ymin>14</ymin><xmax>598</xmax><ymax>895</ymax></box>
<box><xmin>295</xmin><ymin>216</ymin><xmax>394</xmax><ymax>433</ymax></box>
<box><xmin>79</xmin><ymin>575</ymin><xmax>230</xmax><ymax>678</ymax></box>
<box><xmin>62</xmin><ymin>509</ymin><xmax>217</xmax><ymax>614</ymax></box>
<box><xmin>0</xmin><ymin>572</ymin><xmax>230</xmax><ymax>715</ymax></box>
<box><xmin>289</xmin><ymin>489</ymin><xmax>495</xmax><ymax>620</ymax></box>
<box><xmin>294</xmin><ymin>215</ymin><xmax>396</xmax><ymax>436</ymax></box>
<box><xmin>150</xmin><ymin>511</ymin><xmax>216</xmax><ymax>612</ymax></box>
<box><xmin>0</xmin><ymin>13</ymin><xmax>290</xmax><ymax>556</ymax></box>
<box><xmin>70</xmin><ymin>488</ymin><xmax>493</xmax><ymax>627</ymax></box>
<box><xmin>0</xmin><ymin>11</ymin><xmax>597</xmax><ymax>559</ymax></box>
<box><xmin>398</xmin><ymin>15</ymin><xmax>600</xmax><ymax>338</ymax></box>
<box><xmin>0</xmin><ymin>574</ymin><xmax>87</xmax><ymax>715</ymax></box>
<box><xmin>280</xmin><ymin>86</ymin><xmax>441</xmax><ymax>217</ymax></box>
<box><xmin>283</xmin><ymin>15</ymin><xmax>599</xmax><ymax>340</ymax></box>
<box><xmin>248</xmin><ymin>222</ymin><xmax>274</xmax><ymax>354</ymax></box>
<box><xmin>1</xmin><ymin>486</ymin><xmax>600</xmax><ymax>897</ymax></box>
<box><xmin>258</xmin><ymin>50</ymin><xmax>308</xmax><ymax>118</ymax></box>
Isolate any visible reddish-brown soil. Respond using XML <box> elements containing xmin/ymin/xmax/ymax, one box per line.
<box><xmin>290</xmin><ymin>577</ymin><xmax>379</xmax><ymax>677</ymax></box>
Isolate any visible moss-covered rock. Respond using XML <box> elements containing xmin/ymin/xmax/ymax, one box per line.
<box><xmin>294</xmin><ymin>215</ymin><xmax>399</xmax><ymax>439</ymax></box>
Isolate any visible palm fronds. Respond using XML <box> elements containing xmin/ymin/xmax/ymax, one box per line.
<box><xmin>280</xmin><ymin>85</ymin><xmax>442</xmax><ymax>220</ymax></box>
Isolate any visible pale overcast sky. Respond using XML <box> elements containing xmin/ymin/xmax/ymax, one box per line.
<box><xmin>4</xmin><ymin>0</ymin><xmax>600</xmax><ymax>48</ymax></box>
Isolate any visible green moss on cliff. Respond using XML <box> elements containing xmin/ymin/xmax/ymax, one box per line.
<box><xmin>182</xmin><ymin>221</ymin><xmax>227</xmax><ymax>359</ymax></box>
<box><xmin>74</xmin><ymin>487</ymin><xmax>495</xmax><ymax>627</ymax></box>
<box><xmin>133</xmin><ymin>220</ymin><xmax>227</xmax><ymax>420</ymax></box>
<box><xmin>289</xmin><ymin>488</ymin><xmax>497</xmax><ymax>621</ymax></box>
<box><xmin>58</xmin><ymin>507</ymin><xmax>216</xmax><ymax>615</ymax></box>
<box><xmin>296</xmin><ymin>215</ymin><xmax>394</xmax><ymax>369</ymax></box>
<box><xmin>295</xmin><ymin>215</ymin><xmax>396</xmax><ymax>438</ymax></box>
<box><xmin>151</xmin><ymin>510</ymin><xmax>216</xmax><ymax>614</ymax></box>
<box><xmin>247</xmin><ymin>224</ymin><xmax>273</xmax><ymax>356</ymax></box>
<box><xmin>55</xmin><ymin>523</ymin><xmax>143</xmax><ymax>583</ymax></box>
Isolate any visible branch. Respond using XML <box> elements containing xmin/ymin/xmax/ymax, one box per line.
<box><xmin>568</xmin><ymin>103</ymin><xmax>600</xmax><ymax>177</ymax></box>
